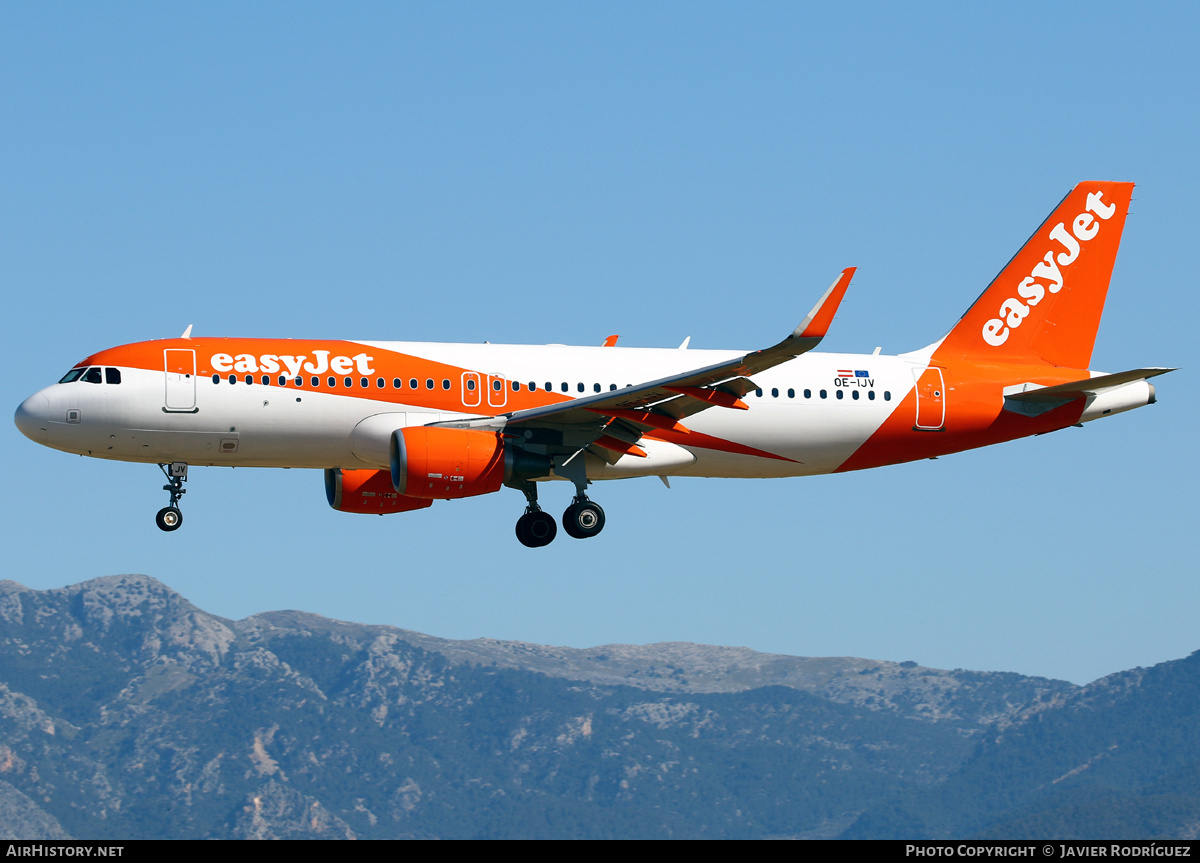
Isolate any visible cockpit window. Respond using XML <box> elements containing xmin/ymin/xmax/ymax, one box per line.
<box><xmin>105</xmin><ymin>368</ymin><xmax>121</xmax><ymax>385</ymax></box>
<box><xmin>58</xmin><ymin>368</ymin><xmax>85</xmax><ymax>383</ymax></box>
<box><xmin>82</xmin><ymin>367</ymin><xmax>102</xmax><ymax>384</ymax></box>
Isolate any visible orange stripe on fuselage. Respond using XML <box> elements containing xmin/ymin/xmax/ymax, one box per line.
<box><xmin>835</xmin><ymin>361</ymin><xmax>1088</xmax><ymax>472</ymax></box>
<box><xmin>81</xmin><ymin>337</ymin><xmax>798</xmax><ymax>463</ymax></box>
<box><xmin>80</xmin><ymin>338</ymin><xmax>574</xmax><ymax>416</ymax></box>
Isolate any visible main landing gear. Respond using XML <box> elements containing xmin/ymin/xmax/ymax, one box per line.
<box><xmin>156</xmin><ymin>462</ymin><xmax>188</xmax><ymax>532</ymax></box>
<box><xmin>562</xmin><ymin>494</ymin><xmax>605</xmax><ymax>539</ymax></box>
<box><xmin>513</xmin><ymin>482</ymin><xmax>605</xmax><ymax>548</ymax></box>
<box><xmin>515</xmin><ymin>508</ymin><xmax>557</xmax><ymax>548</ymax></box>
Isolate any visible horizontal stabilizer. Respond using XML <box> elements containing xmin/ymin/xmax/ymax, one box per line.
<box><xmin>1004</xmin><ymin>367</ymin><xmax>1176</xmax><ymax>403</ymax></box>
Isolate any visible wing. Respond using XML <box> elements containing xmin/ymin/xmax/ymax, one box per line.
<box><xmin>434</xmin><ymin>268</ymin><xmax>855</xmax><ymax>462</ymax></box>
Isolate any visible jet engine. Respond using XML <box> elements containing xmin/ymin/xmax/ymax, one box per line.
<box><xmin>325</xmin><ymin>468</ymin><xmax>433</xmax><ymax>514</ymax></box>
<box><xmin>390</xmin><ymin>427</ymin><xmax>508</xmax><ymax>499</ymax></box>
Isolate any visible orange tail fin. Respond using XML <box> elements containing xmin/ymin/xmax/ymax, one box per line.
<box><xmin>933</xmin><ymin>182</ymin><xmax>1133</xmax><ymax>368</ymax></box>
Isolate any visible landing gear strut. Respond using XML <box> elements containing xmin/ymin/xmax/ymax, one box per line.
<box><xmin>512</xmin><ymin>476</ymin><xmax>607</xmax><ymax>547</ymax></box>
<box><xmin>156</xmin><ymin>462</ymin><xmax>188</xmax><ymax>532</ymax></box>
<box><xmin>514</xmin><ymin>482</ymin><xmax>556</xmax><ymax>548</ymax></box>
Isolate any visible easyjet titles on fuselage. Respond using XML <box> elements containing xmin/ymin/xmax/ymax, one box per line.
<box><xmin>210</xmin><ymin>350</ymin><xmax>377</xmax><ymax>377</ymax></box>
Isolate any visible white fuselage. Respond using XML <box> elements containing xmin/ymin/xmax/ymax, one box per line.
<box><xmin>18</xmin><ymin>342</ymin><xmax>919</xmax><ymax>481</ymax></box>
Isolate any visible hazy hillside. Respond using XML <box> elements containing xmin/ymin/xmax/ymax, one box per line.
<box><xmin>0</xmin><ymin>575</ymin><xmax>1193</xmax><ymax>839</ymax></box>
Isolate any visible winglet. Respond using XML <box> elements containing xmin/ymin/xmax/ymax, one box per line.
<box><xmin>181</xmin><ymin>324</ymin><xmax>193</xmax><ymax>339</ymax></box>
<box><xmin>602</xmin><ymin>335</ymin><xmax>619</xmax><ymax>347</ymax></box>
<box><xmin>793</xmin><ymin>267</ymin><xmax>855</xmax><ymax>340</ymax></box>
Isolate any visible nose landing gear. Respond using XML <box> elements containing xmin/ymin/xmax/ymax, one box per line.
<box><xmin>156</xmin><ymin>463</ymin><xmax>188</xmax><ymax>532</ymax></box>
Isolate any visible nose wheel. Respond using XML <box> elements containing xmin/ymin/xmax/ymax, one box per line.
<box><xmin>156</xmin><ymin>506</ymin><xmax>183</xmax><ymax>531</ymax></box>
<box><xmin>156</xmin><ymin>463</ymin><xmax>188</xmax><ymax>532</ymax></box>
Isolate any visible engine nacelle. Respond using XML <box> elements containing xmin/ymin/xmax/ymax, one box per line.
<box><xmin>391</xmin><ymin>427</ymin><xmax>506</xmax><ymax>499</ymax></box>
<box><xmin>325</xmin><ymin>468</ymin><xmax>433</xmax><ymax>514</ymax></box>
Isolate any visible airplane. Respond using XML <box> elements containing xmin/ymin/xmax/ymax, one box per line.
<box><xmin>14</xmin><ymin>181</ymin><xmax>1173</xmax><ymax>547</ymax></box>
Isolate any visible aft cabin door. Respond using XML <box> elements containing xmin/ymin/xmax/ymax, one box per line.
<box><xmin>164</xmin><ymin>349</ymin><xmax>197</xmax><ymax>412</ymax></box>
<box><xmin>913</xmin><ymin>366</ymin><xmax>945</xmax><ymax>431</ymax></box>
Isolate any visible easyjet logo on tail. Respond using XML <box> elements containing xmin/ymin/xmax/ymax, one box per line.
<box><xmin>981</xmin><ymin>191</ymin><xmax>1118</xmax><ymax>347</ymax></box>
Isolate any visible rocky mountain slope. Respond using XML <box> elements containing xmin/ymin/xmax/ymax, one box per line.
<box><xmin>0</xmin><ymin>575</ymin><xmax>1193</xmax><ymax>839</ymax></box>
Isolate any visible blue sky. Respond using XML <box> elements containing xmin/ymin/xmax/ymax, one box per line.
<box><xmin>3</xmin><ymin>3</ymin><xmax>1196</xmax><ymax>685</ymax></box>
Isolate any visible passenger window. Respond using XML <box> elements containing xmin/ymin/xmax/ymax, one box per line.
<box><xmin>378</xmin><ymin>378</ymin><xmax>385</xmax><ymax>388</ymax></box>
<box><xmin>58</xmin><ymin>368</ymin><xmax>85</xmax><ymax>384</ymax></box>
<box><xmin>561</xmin><ymin>383</ymin><xmax>568</xmax><ymax>392</ymax></box>
<box><xmin>261</xmin><ymin>375</ymin><xmax>270</xmax><ymax>385</ymax></box>
<box><xmin>528</xmin><ymin>382</ymin><xmax>537</xmax><ymax>392</ymax></box>
<box><xmin>836</xmin><ymin>389</ymin><xmax>844</xmax><ymax>399</ymax></box>
<box><xmin>294</xmin><ymin>376</ymin><xmax>303</xmax><ymax>386</ymax></box>
<box><xmin>426</xmin><ymin>379</ymin><xmax>434</xmax><ymax>389</ymax></box>
<box><xmin>212</xmin><ymin>374</ymin><xmax>220</xmax><ymax>384</ymax></box>
<box><xmin>577</xmin><ymin>382</ymin><xmax>584</xmax><ymax>393</ymax></box>
<box><xmin>105</xmin><ymin>368</ymin><xmax>122</xmax><ymax>385</ymax></box>
<box><xmin>328</xmin><ymin>376</ymin><xmax>336</xmax><ymax>387</ymax></box>
<box><xmin>409</xmin><ymin>378</ymin><xmax>418</xmax><ymax>389</ymax></box>
<box><xmin>278</xmin><ymin>376</ymin><xmax>287</xmax><ymax>386</ymax></box>
<box><xmin>852</xmin><ymin>390</ymin><xmax>859</xmax><ymax>400</ymax></box>
<box><xmin>228</xmin><ymin>374</ymin><xmax>237</xmax><ymax>385</ymax></box>
<box><xmin>360</xmin><ymin>377</ymin><xmax>369</xmax><ymax>388</ymax></box>
<box><xmin>820</xmin><ymin>389</ymin><xmax>827</xmax><ymax>399</ymax></box>
<box><xmin>467</xmin><ymin>379</ymin><xmax>476</xmax><ymax>391</ymax></box>
<box><xmin>83</xmin><ymin>368</ymin><xmax>102</xmax><ymax>384</ymax></box>
<box><xmin>545</xmin><ymin>382</ymin><xmax>552</xmax><ymax>392</ymax></box>
<box><xmin>512</xmin><ymin>381</ymin><xmax>520</xmax><ymax>391</ymax></box>
<box><xmin>344</xmin><ymin>377</ymin><xmax>352</xmax><ymax>388</ymax></box>
<box><xmin>442</xmin><ymin>379</ymin><xmax>450</xmax><ymax>390</ymax></box>
<box><xmin>868</xmin><ymin>390</ymin><xmax>876</xmax><ymax>400</ymax></box>
<box><xmin>310</xmin><ymin>376</ymin><xmax>319</xmax><ymax>387</ymax></box>
<box><xmin>246</xmin><ymin>375</ymin><xmax>254</xmax><ymax>385</ymax></box>
<box><xmin>393</xmin><ymin>378</ymin><xmax>401</xmax><ymax>388</ymax></box>
<box><xmin>804</xmin><ymin>389</ymin><xmax>811</xmax><ymax>398</ymax></box>
<box><xmin>593</xmin><ymin>383</ymin><xmax>601</xmax><ymax>393</ymax></box>
<box><xmin>609</xmin><ymin>384</ymin><xmax>617</xmax><ymax>391</ymax></box>
<box><xmin>493</xmin><ymin>380</ymin><xmax>502</xmax><ymax>391</ymax></box>
<box><xmin>755</xmin><ymin>388</ymin><xmax>762</xmax><ymax>397</ymax></box>
<box><xmin>787</xmin><ymin>388</ymin><xmax>794</xmax><ymax>398</ymax></box>
<box><xmin>884</xmin><ymin>391</ymin><xmax>891</xmax><ymax>401</ymax></box>
<box><xmin>771</xmin><ymin>388</ymin><xmax>779</xmax><ymax>398</ymax></box>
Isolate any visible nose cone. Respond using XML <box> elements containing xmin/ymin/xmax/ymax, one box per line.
<box><xmin>14</xmin><ymin>392</ymin><xmax>50</xmax><ymax>444</ymax></box>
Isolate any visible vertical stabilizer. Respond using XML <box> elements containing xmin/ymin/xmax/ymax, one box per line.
<box><xmin>933</xmin><ymin>182</ymin><xmax>1133</xmax><ymax>368</ymax></box>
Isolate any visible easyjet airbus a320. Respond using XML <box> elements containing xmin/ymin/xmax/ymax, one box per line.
<box><xmin>15</xmin><ymin>182</ymin><xmax>1172</xmax><ymax>546</ymax></box>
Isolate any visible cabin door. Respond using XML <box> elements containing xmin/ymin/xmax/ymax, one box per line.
<box><xmin>164</xmin><ymin>349</ymin><xmax>197</xmax><ymax>412</ymax></box>
<box><xmin>913</xmin><ymin>367</ymin><xmax>945</xmax><ymax>431</ymax></box>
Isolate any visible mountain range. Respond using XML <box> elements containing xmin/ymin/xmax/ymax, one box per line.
<box><xmin>0</xmin><ymin>574</ymin><xmax>1195</xmax><ymax>839</ymax></box>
